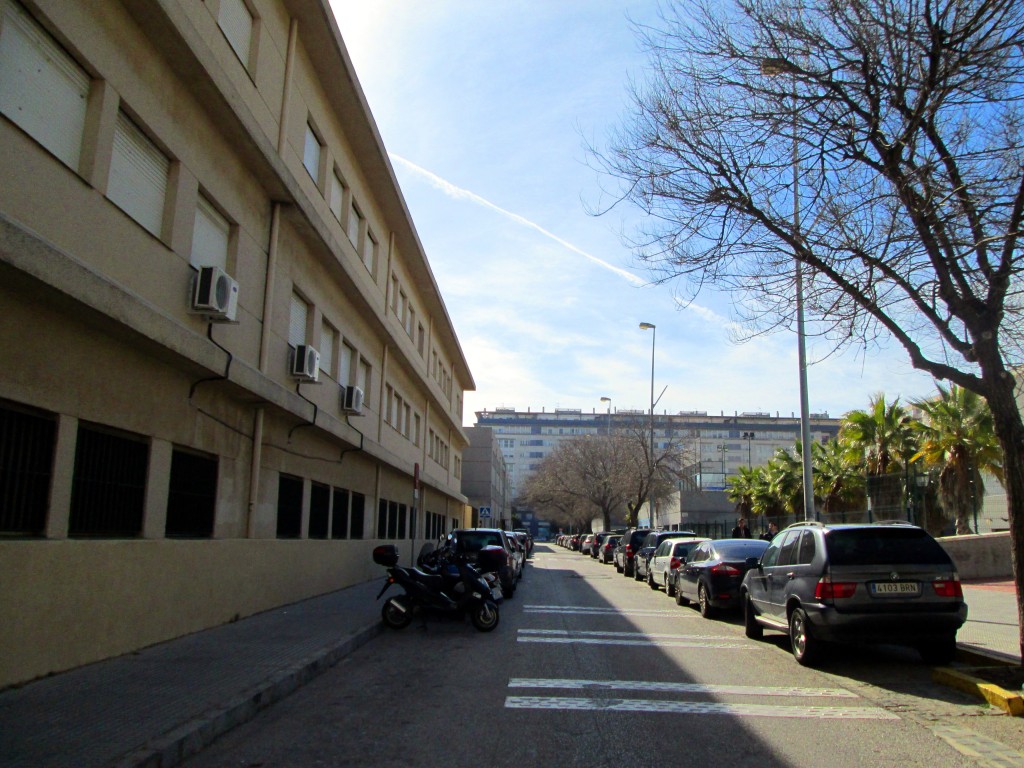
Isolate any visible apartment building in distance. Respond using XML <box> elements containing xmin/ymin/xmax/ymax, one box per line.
<box><xmin>474</xmin><ymin>406</ymin><xmax>842</xmax><ymax>509</ymax></box>
<box><xmin>0</xmin><ymin>0</ymin><xmax>473</xmax><ymax>687</ymax></box>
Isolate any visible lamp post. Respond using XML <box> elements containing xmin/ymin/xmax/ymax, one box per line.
<box><xmin>761</xmin><ymin>56</ymin><xmax>815</xmax><ymax>522</ymax></box>
<box><xmin>600</xmin><ymin>396</ymin><xmax>612</xmax><ymax>434</ymax></box>
<box><xmin>639</xmin><ymin>322</ymin><xmax>656</xmax><ymax>526</ymax></box>
<box><xmin>742</xmin><ymin>431</ymin><xmax>754</xmax><ymax>468</ymax></box>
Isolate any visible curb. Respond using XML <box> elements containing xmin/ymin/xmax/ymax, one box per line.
<box><xmin>932</xmin><ymin>666</ymin><xmax>1024</xmax><ymax>716</ymax></box>
<box><xmin>112</xmin><ymin>621</ymin><xmax>383</xmax><ymax>768</ymax></box>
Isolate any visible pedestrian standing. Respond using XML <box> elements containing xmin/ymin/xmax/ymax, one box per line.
<box><xmin>760</xmin><ymin>521</ymin><xmax>778</xmax><ymax>542</ymax></box>
<box><xmin>731</xmin><ymin>517</ymin><xmax>752</xmax><ymax>538</ymax></box>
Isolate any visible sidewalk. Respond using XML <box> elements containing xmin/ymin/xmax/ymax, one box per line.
<box><xmin>0</xmin><ymin>579</ymin><xmax>384</xmax><ymax>768</ymax></box>
<box><xmin>0</xmin><ymin>577</ymin><xmax>1020</xmax><ymax>768</ymax></box>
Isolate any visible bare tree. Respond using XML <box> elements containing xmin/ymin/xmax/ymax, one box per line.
<box><xmin>594</xmin><ymin>0</ymin><xmax>1024</xmax><ymax>657</ymax></box>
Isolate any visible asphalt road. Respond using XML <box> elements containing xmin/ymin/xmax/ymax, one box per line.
<box><xmin>182</xmin><ymin>544</ymin><xmax>1024</xmax><ymax>768</ymax></box>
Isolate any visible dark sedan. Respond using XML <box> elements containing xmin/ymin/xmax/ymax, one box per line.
<box><xmin>677</xmin><ymin>538</ymin><xmax>769</xmax><ymax>618</ymax></box>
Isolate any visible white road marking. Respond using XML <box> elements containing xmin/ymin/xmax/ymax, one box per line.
<box><xmin>520</xmin><ymin>628</ymin><xmax>735</xmax><ymax>641</ymax></box>
<box><xmin>517</xmin><ymin>636</ymin><xmax>748</xmax><ymax>649</ymax></box>
<box><xmin>508</xmin><ymin>678</ymin><xmax>860</xmax><ymax>699</ymax></box>
<box><xmin>523</xmin><ymin>605</ymin><xmax>692</xmax><ymax>617</ymax></box>
<box><xmin>504</xmin><ymin>696</ymin><xmax>900</xmax><ymax>720</ymax></box>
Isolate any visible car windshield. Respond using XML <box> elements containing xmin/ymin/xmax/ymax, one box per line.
<box><xmin>825</xmin><ymin>528</ymin><xmax>952</xmax><ymax>566</ymax></box>
<box><xmin>715</xmin><ymin>540</ymin><xmax>770</xmax><ymax>559</ymax></box>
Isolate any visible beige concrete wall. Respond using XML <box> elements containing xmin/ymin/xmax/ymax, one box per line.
<box><xmin>0</xmin><ymin>538</ymin><xmax>379</xmax><ymax>687</ymax></box>
<box><xmin>938</xmin><ymin>532</ymin><xmax>1013</xmax><ymax>580</ymax></box>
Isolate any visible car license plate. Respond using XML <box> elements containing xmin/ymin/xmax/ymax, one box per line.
<box><xmin>491</xmin><ymin>586</ymin><xmax>504</xmax><ymax>601</ymax></box>
<box><xmin>870</xmin><ymin>581</ymin><xmax>920</xmax><ymax>596</ymax></box>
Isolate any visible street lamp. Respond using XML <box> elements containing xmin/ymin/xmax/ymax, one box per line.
<box><xmin>742</xmin><ymin>431</ymin><xmax>755</xmax><ymax>468</ymax></box>
<box><xmin>600</xmin><ymin>396</ymin><xmax>612</xmax><ymax>434</ymax></box>
<box><xmin>639</xmin><ymin>322</ymin><xmax>656</xmax><ymax>526</ymax></box>
<box><xmin>761</xmin><ymin>56</ymin><xmax>815</xmax><ymax>522</ymax></box>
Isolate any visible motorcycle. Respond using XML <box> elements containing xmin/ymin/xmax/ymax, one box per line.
<box><xmin>372</xmin><ymin>543</ymin><xmax>501</xmax><ymax>632</ymax></box>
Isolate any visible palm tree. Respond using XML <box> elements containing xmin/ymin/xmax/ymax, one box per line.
<box><xmin>812</xmin><ymin>439</ymin><xmax>866</xmax><ymax>523</ymax></box>
<box><xmin>912</xmin><ymin>384</ymin><xmax>1005</xmax><ymax>535</ymax></box>
<box><xmin>765</xmin><ymin>446</ymin><xmax>807</xmax><ymax>518</ymax></box>
<box><xmin>840</xmin><ymin>394</ymin><xmax>918</xmax><ymax>520</ymax></box>
<box><xmin>727</xmin><ymin>465</ymin><xmax>758</xmax><ymax>519</ymax></box>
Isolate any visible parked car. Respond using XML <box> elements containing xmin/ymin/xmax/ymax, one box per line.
<box><xmin>634</xmin><ymin>530</ymin><xmax>698</xmax><ymax>583</ymax></box>
<box><xmin>613</xmin><ymin>528</ymin><xmax>651</xmax><ymax>577</ymax></box>
<box><xmin>448</xmin><ymin>528</ymin><xmax>518</xmax><ymax>598</ymax></box>
<box><xmin>648</xmin><ymin>537</ymin><xmax>709</xmax><ymax>594</ymax></box>
<box><xmin>580</xmin><ymin>533</ymin><xmax>596</xmax><ymax>555</ymax></box>
<box><xmin>598</xmin><ymin>535</ymin><xmax>620</xmax><ymax>564</ymax></box>
<box><xmin>740</xmin><ymin>522</ymin><xmax>968</xmax><ymax>666</ymax></box>
<box><xmin>676</xmin><ymin>538</ymin><xmax>769</xmax><ymax>614</ymax></box>
<box><xmin>590</xmin><ymin>531</ymin><xmax>617</xmax><ymax>560</ymax></box>
<box><xmin>514</xmin><ymin>529</ymin><xmax>534</xmax><ymax>557</ymax></box>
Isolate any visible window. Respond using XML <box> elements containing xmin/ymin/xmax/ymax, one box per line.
<box><xmin>331</xmin><ymin>487</ymin><xmax>349</xmax><ymax>539</ymax></box>
<box><xmin>191</xmin><ymin>194</ymin><xmax>230</xmax><ymax>270</ymax></box>
<box><xmin>276</xmin><ymin>474</ymin><xmax>302</xmax><ymax>539</ymax></box>
<box><xmin>0</xmin><ymin>0</ymin><xmax>89</xmax><ymax>169</ymax></box>
<box><xmin>349</xmin><ymin>492</ymin><xmax>365</xmax><ymax>539</ymax></box>
<box><xmin>288</xmin><ymin>292</ymin><xmax>308</xmax><ymax>347</ymax></box>
<box><xmin>309</xmin><ymin>482</ymin><xmax>329</xmax><ymax>539</ymax></box>
<box><xmin>69</xmin><ymin>423</ymin><xmax>148</xmax><ymax>537</ymax></box>
<box><xmin>165</xmin><ymin>448</ymin><xmax>217</xmax><ymax>537</ymax></box>
<box><xmin>358</xmin><ymin>358</ymin><xmax>371</xmax><ymax>398</ymax></box>
<box><xmin>347</xmin><ymin>202</ymin><xmax>362</xmax><ymax>247</ymax></box>
<box><xmin>363</xmin><ymin>229</ymin><xmax>377</xmax><ymax>274</ymax></box>
<box><xmin>303</xmin><ymin>121</ymin><xmax>321</xmax><ymax>183</ymax></box>
<box><xmin>329</xmin><ymin>169</ymin><xmax>344</xmax><ymax>221</ymax></box>
<box><xmin>417</xmin><ymin>323</ymin><xmax>425</xmax><ymax>356</ymax></box>
<box><xmin>320</xmin><ymin>322</ymin><xmax>335</xmax><ymax>377</ymax></box>
<box><xmin>108</xmin><ymin>111</ymin><xmax>169</xmax><ymax>237</ymax></box>
<box><xmin>0</xmin><ymin>400</ymin><xmax>55</xmax><ymax>536</ymax></box>
<box><xmin>339</xmin><ymin>342</ymin><xmax>354</xmax><ymax>386</ymax></box>
<box><xmin>218</xmin><ymin>0</ymin><xmax>254</xmax><ymax>66</ymax></box>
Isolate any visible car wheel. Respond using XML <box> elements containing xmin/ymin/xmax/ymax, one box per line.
<box><xmin>918</xmin><ymin>633</ymin><xmax>957</xmax><ymax>665</ymax></box>
<box><xmin>743</xmin><ymin>594</ymin><xmax>763</xmax><ymax>639</ymax></box>
<box><xmin>502</xmin><ymin>578</ymin><xmax>516</xmax><ymax>599</ymax></box>
<box><xmin>624</xmin><ymin>563</ymin><xmax>633</xmax><ymax>578</ymax></box>
<box><xmin>698</xmin><ymin>583</ymin><xmax>715</xmax><ymax>618</ymax></box>
<box><xmin>666</xmin><ymin>575</ymin><xmax>675</xmax><ymax>597</ymax></box>
<box><xmin>648</xmin><ymin>570</ymin><xmax>659</xmax><ymax>590</ymax></box>
<box><xmin>675</xmin><ymin>586</ymin><xmax>689</xmax><ymax>606</ymax></box>
<box><xmin>616</xmin><ymin>561</ymin><xmax>624</xmax><ymax>574</ymax></box>
<box><xmin>634</xmin><ymin>565</ymin><xmax>644</xmax><ymax>581</ymax></box>
<box><xmin>789</xmin><ymin>607</ymin><xmax>820</xmax><ymax>666</ymax></box>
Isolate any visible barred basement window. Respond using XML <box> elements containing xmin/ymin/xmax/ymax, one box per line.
<box><xmin>165</xmin><ymin>448</ymin><xmax>217</xmax><ymax>537</ymax></box>
<box><xmin>276</xmin><ymin>474</ymin><xmax>302</xmax><ymax>539</ymax></box>
<box><xmin>349</xmin><ymin>492</ymin><xmax>365</xmax><ymax>539</ymax></box>
<box><xmin>331</xmin><ymin>487</ymin><xmax>349</xmax><ymax>539</ymax></box>
<box><xmin>69</xmin><ymin>423</ymin><xmax>148</xmax><ymax>537</ymax></box>
<box><xmin>309</xmin><ymin>482</ymin><xmax>329</xmax><ymax>539</ymax></box>
<box><xmin>376</xmin><ymin>498</ymin><xmax>386</xmax><ymax>539</ymax></box>
<box><xmin>0</xmin><ymin>400</ymin><xmax>56</xmax><ymax>536</ymax></box>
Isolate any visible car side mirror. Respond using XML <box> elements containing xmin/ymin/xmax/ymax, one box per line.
<box><xmin>745</xmin><ymin>556</ymin><xmax>761</xmax><ymax>570</ymax></box>
<box><xmin>679</xmin><ymin>557</ymin><xmax>687</xmax><ymax>564</ymax></box>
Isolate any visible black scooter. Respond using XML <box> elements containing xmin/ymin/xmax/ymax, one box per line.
<box><xmin>372</xmin><ymin>544</ymin><xmax>500</xmax><ymax>632</ymax></box>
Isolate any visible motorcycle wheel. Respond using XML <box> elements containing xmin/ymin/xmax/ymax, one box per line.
<box><xmin>381</xmin><ymin>597</ymin><xmax>413</xmax><ymax>630</ymax></box>
<box><xmin>470</xmin><ymin>600</ymin><xmax>500</xmax><ymax>632</ymax></box>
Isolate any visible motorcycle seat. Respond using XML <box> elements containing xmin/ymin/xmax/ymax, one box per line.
<box><xmin>410</xmin><ymin>569</ymin><xmax>445</xmax><ymax>591</ymax></box>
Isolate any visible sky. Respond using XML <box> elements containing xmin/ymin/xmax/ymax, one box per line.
<box><xmin>327</xmin><ymin>1</ymin><xmax>939</xmax><ymax>426</ymax></box>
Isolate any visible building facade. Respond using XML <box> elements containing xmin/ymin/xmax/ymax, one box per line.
<box><xmin>461</xmin><ymin>426</ymin><xmax>511</xmax><ymax>529</ymax></box>
<box><xmin>0</xmin><ymin>0</ymin><xmax>473</xmax><ymax>687</ymax></box>
<box><xmin>474</xmin><ymin>407</ymin><xmax>842</xmax><ymax>507</ymax></box>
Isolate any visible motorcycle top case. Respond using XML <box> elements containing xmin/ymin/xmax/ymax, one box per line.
<box><xmin>372</xmin><ymin>544</ymin><xmax>399</xmax><ymax>566</ymax></box>
<box><xmin>476</xmin><ymin>545</ymin><xmax>507</xmax><ymax>572</ymax></box>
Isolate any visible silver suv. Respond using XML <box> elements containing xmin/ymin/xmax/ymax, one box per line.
<box><xmin>740</xmin><ymin>522</ymin><xmax>967</xmax><ymax>666</ymax></box>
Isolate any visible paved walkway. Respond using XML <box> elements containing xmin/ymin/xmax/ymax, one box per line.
<box><xmin>0</xmin><ymin>576</ymin><xmax>1019</xmax><ymax>768</ymax></box>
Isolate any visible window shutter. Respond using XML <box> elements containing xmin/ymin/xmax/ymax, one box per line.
<box><xmin>288</xmin><ymin>293</ymin><xmax>307</xmax><ymax>347</ymax></box>
<box><xmin>329</xmin><ymin>171</ymin><xmax>343</xmax><ymax>221</ymax></box>
<box><xmin>218</xmin><ymin>0</ymin><xmax>253</xmax><ymax>65</ymax></box>
<box><xmin>320</xmin><ymin>323</ymin><xmax>334</xmax><ymax>374</ymax></box>
<box><xmin>0</xmin><ymin>0</ymin><xmax>88</xmax><ymax>169</ymax></box>
<box><xmin>108</xmin><ymin>112</ymin><xmax>169</xmax><ymax>237</ymax></box>
<box><xmin>303</xmin><ymin>122</ymin><xmax>320</xmax><ymax>181</ymax></box>
<box><xmin>191</xmin><ymin>195</ymin><xmax>229</xmax><ymax>270</ymax></box>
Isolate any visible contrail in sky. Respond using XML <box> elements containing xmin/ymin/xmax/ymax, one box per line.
<box><xmin>389</xmin><ymin>153</ymin><xmax>645</xmax><ymax>286</ymax></box>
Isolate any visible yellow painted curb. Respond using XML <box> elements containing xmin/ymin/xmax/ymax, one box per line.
<box><xmin>933</xmin><ymin>667</ymin><xmax>1024</xmax><ymax>716</ymax></box>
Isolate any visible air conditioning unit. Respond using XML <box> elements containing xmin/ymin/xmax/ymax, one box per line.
<box><xmin>341</xmin><ymin>385</ymin><xmax>364</xmax><ymax>414</ymax></box>
<box><xmin>290</xmin><ymin>345</ymin><xmax>320</xmax><ymax>382</ymax></box>
<box><xmin>190</xmin><ymin>265</ymin><xmax>239</xmax><ymax>322</ymax></box>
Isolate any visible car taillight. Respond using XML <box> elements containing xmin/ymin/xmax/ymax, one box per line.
<box><xmin>709</xmin><ymin>563</ymin><xmax>740</xmax><ymax>576</ymax></box>
<box><xmin>669</xmin><ymin>557</ymin><xmax>681</xmax><ymax>570</ymax></box>
<box><xmin>933</xmin><ymin>577</ymin><xmax>963</xmax><ymax>598</ymax></box>
<box><xmin>625</xmin><ymin>545</ymin><xmax>635</xmax><ymax>559</ymax></box>
<box><xmin>815</xmin><ymin>576</ymin><xmax>857</xmax><ymax>600</ymax></box>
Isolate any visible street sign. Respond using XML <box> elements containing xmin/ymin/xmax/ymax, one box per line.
<box><xmin>479</xmin><ymin>506</ymin><xmax>492</xmax><ymax>519</ymax></box>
